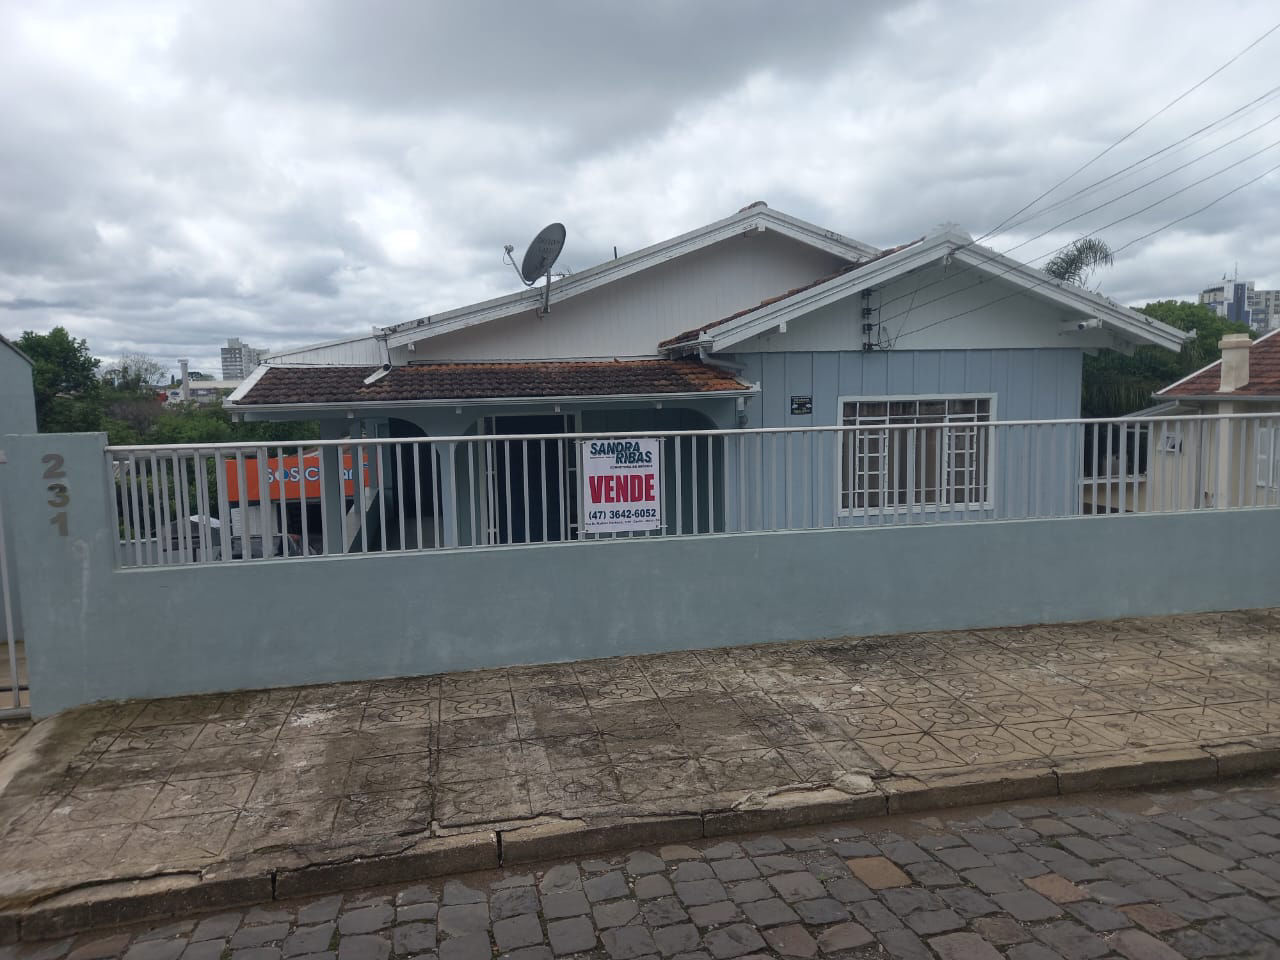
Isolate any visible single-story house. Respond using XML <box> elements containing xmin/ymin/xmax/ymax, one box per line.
<box><xmin>1134</xmin><ymin>330</ymin><xmax>1280</xmax><ymax>510</ymax></box>
<box><xmin>224</xmin><ymin>202</ymin><xmax>1187</xmax><ymax>550</ymax></box>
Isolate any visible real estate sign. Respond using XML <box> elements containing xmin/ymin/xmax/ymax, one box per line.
<box><xmin>581</xmin><ymin>438</ymin><xmax>662</xmax><ymax>533</ymax></box>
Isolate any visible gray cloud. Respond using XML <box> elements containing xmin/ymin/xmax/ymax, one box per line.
<box><xmin>1</xmin><ymin>0</ymin><xmax>1279</xmax><ymax>377</ymax></box>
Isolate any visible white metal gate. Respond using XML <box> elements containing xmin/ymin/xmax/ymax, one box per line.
<box><xmin>0</xmin><ymin>450</ymin><xmax>28</xmax><ymax>718</ymax></box>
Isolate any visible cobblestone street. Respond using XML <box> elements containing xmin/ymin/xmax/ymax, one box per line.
<box><xmin>9</xmin><ymin>775</ymin><xmax>1280</xmax><ymax>959</ymax></box>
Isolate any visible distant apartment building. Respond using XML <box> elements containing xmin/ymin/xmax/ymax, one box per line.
<box><xmin>1199</xmin><ymin>279</ymin><xmax>1255</xmax><ymax>328</ymax></box>
<box><xmin>220</xmin><ymin>338</ymin><xmax>266</xmax><ymax>380</ymax></box>
<box><xmin>1199</xmin><ymin>279</ymin><xmax>1280</xmax><ymax>332</ymax></box>
<box><xmin>1252</xmin><ymin>288</ymin><xmax>1280</xmax><ymax>331</ymax></box>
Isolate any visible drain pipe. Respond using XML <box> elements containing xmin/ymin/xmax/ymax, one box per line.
<box><xmin>697</xmin><ymin>345</ymin><xmax>749</xmax><ymax>377</ymax></box>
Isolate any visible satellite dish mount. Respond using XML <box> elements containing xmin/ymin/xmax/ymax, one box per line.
<box><xmin>504</xmin><ymin>222</ymin><xmax>566</xmax><ymax>315</ymax></box>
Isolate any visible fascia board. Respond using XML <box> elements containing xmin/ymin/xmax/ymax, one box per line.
<box><xmin>230</xmin><ymin>387</ymin><xmax>758</xmax><ymax>415</ymax></box>
<box><xmin>950</xmin><ymin>247</ymin><xmax>1189</xmax><ymax>351</ymax></box>
<box><xmin>223</xmin><ymin>364</ymin><xmax>270</xmax><ymax>406</ymax></box>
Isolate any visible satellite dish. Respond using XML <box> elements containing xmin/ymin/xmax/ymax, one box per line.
<box><xmin>504</xmin><ymin>222</ymin><xmax>568</xmax><ymax>315</ymax></box>
<box><xmin>520</xmin><ymin>222</ymin><xmax>566</xmax><ymax>284</ymax></box>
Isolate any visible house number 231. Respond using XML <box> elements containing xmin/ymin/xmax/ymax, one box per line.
<box><xmin>42</xmin><ymin>453</ymin><xmax>70</xmax><ymax>536</ymax></box>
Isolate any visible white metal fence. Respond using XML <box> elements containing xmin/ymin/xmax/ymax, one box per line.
<box><xmin>105</xmin><ymin>412</ymin><xmax>1280</xmax><ymax>568</ymax></box>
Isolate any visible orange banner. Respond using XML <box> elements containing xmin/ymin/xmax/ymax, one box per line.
<box><xmin>223</xmin><ymin>451</ymin><xmax>378</xmax><ymax>503</ymax></box>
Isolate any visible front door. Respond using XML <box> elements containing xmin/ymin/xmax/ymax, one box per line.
<box><xmin>482</xmin><ymin>414</ymin><xmax>577</xmax><ymax>544</ymax></box>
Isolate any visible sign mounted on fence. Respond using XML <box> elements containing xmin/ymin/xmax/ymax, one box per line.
<box><xmin>581</xmin><ymin>438</ymin><xmax>662</xmax><ymax>533</ymax></box>
<box><xmin>223</xmin><ymin>450</ymin><xmax>378</xmax><ymax>503</ymax></box>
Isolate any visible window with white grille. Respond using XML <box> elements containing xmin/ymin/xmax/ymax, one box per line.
<box><xmin>840</xmin><ymin>396</ymin><xmax>994</xmax><ymax>510</ymax></box>
<box><xmin>1258</xmin><ymin>426</ymin><xmax>1279</xmax><ymax>489</ymax></box>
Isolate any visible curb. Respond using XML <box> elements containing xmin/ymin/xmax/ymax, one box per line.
<box><xmin>4</xmin><ymin>736</ymin><xmax>1280</xmax><ymax>942</ymax></box>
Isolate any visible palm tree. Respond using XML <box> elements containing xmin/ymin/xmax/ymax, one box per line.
<box><xmin>1045</xmin><ymin>237</ymin><xmax>1114</xmax><ymax>288</ymax></box>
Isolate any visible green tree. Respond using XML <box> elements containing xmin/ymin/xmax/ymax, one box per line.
<box><xmin>102</xmin><ymin>353</ymin><xmax>167</xmax><ymax>392</ymax></box>
<box><xmin>16</xmin><ymin>327</ymin><xmax>103</xmax><ymax>432</ymax></box>
<box><xmin>1081</xmin><ymin>300</ymin><xmax>1252</xmax><ymax>417</ymax></box>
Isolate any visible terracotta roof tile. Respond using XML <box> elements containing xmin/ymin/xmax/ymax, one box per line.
<box><xmin>659</xmin><ymin>237</ymin><xmax>925</xmax><ymax>348</ymax></box>
<box><xmin>233</xmin><ymin>359</ymin><xmax>750</xmax><ymax>406</ymax></box>
<box><xmin>1160</xmin><ymin>330</ymin><xmax>1280</xmax><ymax>398</ymax></box>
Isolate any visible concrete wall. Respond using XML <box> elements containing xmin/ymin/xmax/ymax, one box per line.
<box><xmin>8</xmin><ymin>431</ymin><xmax>1280</xmax><ymax>717</ymax></box>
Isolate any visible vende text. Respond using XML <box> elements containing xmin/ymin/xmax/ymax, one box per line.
<box><xmin>588</xmin><ymin>474</ymin><xmax>656</xmax><ymax>504</ymax></box>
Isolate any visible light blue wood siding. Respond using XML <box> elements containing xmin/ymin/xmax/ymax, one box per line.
<box><xmin>731</xmin><ymin>348</ymin><xmax>1082</xmax><ymax>426</ymax></box>
<box><xmin>717</xmin><ymin>348</ymin><xmax>1084</xmax><ymax>527</ymax></box>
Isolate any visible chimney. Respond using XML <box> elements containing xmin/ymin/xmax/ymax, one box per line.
<box><xmin>178</xmin><ymin>359</ymin><xmax>190</xmax><ymax>401</ymax></box>
<box><xmin>1218</xmin><ymin>334</ymin><xmax>1251</xmax><ymax>392</ymax></box>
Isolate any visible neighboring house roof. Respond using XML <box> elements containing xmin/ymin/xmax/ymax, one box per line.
<box><xmin>1158</xmin><ymin>327</ymin><xmax>1280</xmax><ymax>400</ymax></box>
<box><xmin>660</xmin><ymin>230</ymin><xmax>1189</xmax><ymax>354</ymax></box>
<box><xmin>0</xmin><ymin>332</ymin><xmax>33</xmax><ymax>367</ymax></box>
<box><xmin>230</xmin><ymin>359</ymin><xmax>752</xmax><ymax>409</ymax></box>
<box><xmin>379</xmin><ymin>203</ymin><xmax>879</xmax><ymax>350</ymax></box>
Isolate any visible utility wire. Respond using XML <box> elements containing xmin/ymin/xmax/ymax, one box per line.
<box><xmin>974</xmin><ymin>18</ymin><xmax>1280</xmax><ymax>246</ymax></box>
<box><xmin>870</xmin><ymin>106</ymin><xmax>1280</xmax><ymax>319</ymax></box>
<box><xmin>998</xmin><ymin>83</ymin><xmax>1280</xmax><ymax>236</ymax></box>
<box><xmin>1000</xmin><ymin>130</ymin><xmax>1280</xmax><ymax>258</ymax></box>
<box><xmin>892</xmin><ymin>157</ymin><xmax>1280</xmax><ymax>343</ymax></box>
<box><xmin>871</xmin><ymin>142</ymin><xmax>1280</xmax><ymax>342</ymax></box>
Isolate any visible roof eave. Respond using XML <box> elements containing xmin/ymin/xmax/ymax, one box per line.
<box><xmin>949</xmin><ymin>246</ymin><xmax>1189</xmax><ymax>352</ymax></box>
<box><xmin>223</xmin><ymin>364</ymin><xmax>271</xmax><ymax>407</ymax></box>
<box><xmin>670</xmin><ymin>233</ymin><xmax>1191</xmax><ymax>354</ymax></box>
<box><xmin>230</xmin><ymin>386</ymin><xmax>759</xmax><ymax>415</ymax></box>
<box><xmin>0</xmin><ymin>333</ymin><xmax>34</xmax><ymax>367</ymax></box>
<box><xmin>1152</xmin><ymin>392</ymin><xmax>1280</xmax><ymax>404</ymax></box>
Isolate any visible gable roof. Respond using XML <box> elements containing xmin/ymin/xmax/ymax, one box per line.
<box><xmin>1158</xmin><ymin>327</ymin><xmax>1280</xmax><ymax>400</ymax></box>
<box><xmin>659</xmin><ymin>231</ymin><xmax>1189</xmax><ymax>354</ymax></box>
<box><xmin>0</xmin><ymin>333</ymin><xmax>33</xmax><ymax>367</ymax></box>
<box><xmin>660</xmin><ymin>238</ymin><xmax>925</xmax><ymax>348</ymax></box>
<box><xmin>229</xmin><ymin>359</ymin><xmax>752</xmax><ymax>410</ymax></box>
<box><xmin>380</xmin><ymin>203</ymin><xmax>879</xmax><ymax>350</ymax></box>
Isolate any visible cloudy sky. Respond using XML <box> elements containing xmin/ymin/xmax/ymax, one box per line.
<box><xmin>2</xmin><ymin>0</ymin><xmax>1279</xmax><ymax>377</ymax></box>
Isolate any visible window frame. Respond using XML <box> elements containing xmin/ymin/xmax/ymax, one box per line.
<box><xmin>835</xmin><ymin>392</ymin><xmax>998</xmax><ymax>515</ymax></box>
<box><xmin>1258</xmin><ymin>424</ymin><xmax>1280</xmax><ymax>490</ymax></box>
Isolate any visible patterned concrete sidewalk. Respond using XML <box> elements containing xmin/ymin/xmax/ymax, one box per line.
<box><xmin>2</xmin><ymin>609</ymin><xmax>1280</xmax><ymax>940</ymax></box>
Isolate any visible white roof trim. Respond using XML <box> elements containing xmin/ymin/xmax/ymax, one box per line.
<box><xmin>0</xmin><ymin>333</ymin><xmax>33</xmax><ymax>367</ymax></box>
<box><xmin>381</xmin><ymin>206</ymin><xmax>879</xmax><ymax>349</ymax></box>
<box><xmin>1157</xmin><ymin>325</ymin><xmax>1280</xmax><ymax>396</ymax></box>
<box><xmin>224</xmin><ymin>364</ymin><xmax>271</xmax><ymax>406</ymax></box>
<box><xmin>265</xmin><ymin>333</ymin><xmax>381</xmax><ymax>363</ymax></box>
<box><xmin>672</xmin><ymin>232</ymin><xmax>1189</xmax><ymax>354</ymax></box>
<box><xmin>231</xmin><ymin>386</ymin><xmax>758</xmax><ymax>416</ymax></box>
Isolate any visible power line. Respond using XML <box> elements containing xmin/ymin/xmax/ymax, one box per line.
<box><xmin>873</xmin><ymin>143</ymin><xmax>1280</xmax><ymax>340</ymax></box>
<box><xmin>974</xmin><ymin>18</ymin><xmax>1280</xmax><ymax>246</ymax></box>
<box><xmin>1001</xmin><ymin>130</ymin><xmax>1280</xmax><ymax>258</ymax></box>
<box><xmin>870</xmin><ymin>105</ymin><xmax>1280</xmax><ymax>320</ymax></box>
<box><xmin>998</xmin><ymin>83</ymin><xmax>1280</xmax><ymax>237</ymax></box>
<box><xmin>891</xmin><ymin>157</ymin><xmax>1280</xmax><ymax>343</ymax></box>
<box><xmin>1110</xmin><ymin>158</ymin><xmax>1280</xmax><ymax>256</ymax></box>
